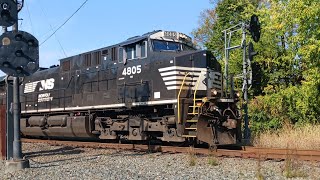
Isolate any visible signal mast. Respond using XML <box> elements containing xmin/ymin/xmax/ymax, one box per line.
<box><xmin>222</xmin><ymin>15</ymin><xmax>261</xmax><ymax>143</ymax></box>
<box><xmin>0</xmin><ymin>0</ymin><xmax>39</xmax><ymax>172</ymax></box>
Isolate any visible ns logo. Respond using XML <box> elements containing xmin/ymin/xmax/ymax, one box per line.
<box><xmin>39</xmin><ymin>79</ymin><xmax>55</xmax><ymax>91</ymax></box>
<box><xmin>24</xmin><ymin>78</ymin><xmax>55</xmax><ymax>94</ymax></box>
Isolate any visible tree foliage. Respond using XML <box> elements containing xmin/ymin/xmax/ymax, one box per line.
<box><xmin>192</xmin><ymin>0</ymin><xmax>320</xmax><ymax>132</ymax></box>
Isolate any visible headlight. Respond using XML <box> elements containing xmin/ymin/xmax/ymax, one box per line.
<box><xmin>211</xmin><ymin>89</ymin><xmax>218</xmax><ymax>96</ymax></box>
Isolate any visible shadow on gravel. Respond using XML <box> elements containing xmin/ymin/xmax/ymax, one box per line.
<box><xmin>29</xmin><ymin>154</ymin><xmax>104</xmax><ymax>169</ymax></box>
<box><xmin>24</xmin><ymin>146</ymin><xmax>85</xmax><ymax>158</ymax></box>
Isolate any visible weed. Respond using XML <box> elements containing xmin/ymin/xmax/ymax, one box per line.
<box><xmin>208</xmin><ymin>156</ymin><xmax>219</xmax><ymax>166</ymax></box>
<box><xmin>256</xmin><ymin>155</ymin><xmax>265</xmax><ymax>180</ymax></box>
<box><xmin>254</xmin><ymin>124</ymin><xmax>320</xmax><ymax>150</ymax></box>
<box><xmin>283</xmin><ymin>149</ymin><xmax>308</xmax><ymax>178</ymax></box>
<box><xmin>256</xmin><ymin>173</ymin><xmax>264</xmax><ymax>180</ymax></box>
<box><xmin>207</xmin><ymin>146</ymin><xmax>219</xmax><ymax>166</ymax></box>
<box><xmin>188</xmin><ymin>146</ymin><xmax>197</xmax><ymax>166</ymax></box>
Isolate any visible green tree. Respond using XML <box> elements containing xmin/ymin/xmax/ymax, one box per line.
<box><xmin>193</xmin><ymin>0</ymin><xmax>320</xmax><ymax>132</ymax></box>
<box><xmin>192</xmin><ymin>0</ymin><xmax>260</xmax><ymax>76</ymax></box>
<box><xmin>250</xmin><ymin>0</ymin><xmax>320</xmax><ymax>130</ymax></box>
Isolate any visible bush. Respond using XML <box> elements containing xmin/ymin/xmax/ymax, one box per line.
<box><xmin>249</xmin><ymin>78</ymin><xmax>320</xmax><ymax>133</ymax></box>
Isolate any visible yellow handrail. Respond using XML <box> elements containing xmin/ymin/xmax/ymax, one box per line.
<box><xmin>193</xmin><ymin>71</ymin><xmax>203</xmax><ymax>114</ymax></box>
<box><xmin>177</xmin><ymin>72</ymin><xmax>190</xmax><ymax>124</ymax></box>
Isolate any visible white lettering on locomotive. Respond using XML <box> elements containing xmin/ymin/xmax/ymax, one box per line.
<box><xmin>122</xmin><ymin>65</ymin><xmax>142</xmax><ymax>76</ymax></box>
<box><xmin>39</xmin><ymin>78</ymin><xmax>55</xmax><ymax>91</ymax></box>
<box><xmin>24</xmin><ymin>78</ymin><xmax>55</xmax><ymax>93</ymax></box>
<box><xmin>37</xmin><ymin>93</ymin><xmax>53</xmax><ymax>102</ymax></box>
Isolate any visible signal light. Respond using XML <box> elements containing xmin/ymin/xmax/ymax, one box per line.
<box><xmin>249</xmin><ymin>15</ymin><xmax>261</xmax><ymax>42</ymax></box>
<box><xmin>251</xmin><ymin>62</ymin><xmax>262</xmax><ymax>86</ymax></box>
<box><xmin>15</xmin><ymin>49</ymin><xmax>23</xmax><ymax>57</ymax></box>
<box><xmin>2</xmin><ymin>61</ymin><xmax>9</xmax><ymax>68</ymax></box>
<box><xmin>27</xmin><ymin>39</ymin><xmax>35</xmax><ymax>46</ymax></box>
<box><xmin>248</xmin><ymin>42</ymin><xmax>257</xmax><ymax>62</ymax></box>
<box><xmin>0</xmin><ymin>0</ymin><xmax>18</xmax><ymax>27</ymax></box>
<box><xmin>15</xmin><ymin>34</ymin><xmax>22</xmax><ymax>41</ymax></box>
<box><xmin>0</xmin><ymin>31</ymin><xmax>39</xmax><ymax>77</ymax></box>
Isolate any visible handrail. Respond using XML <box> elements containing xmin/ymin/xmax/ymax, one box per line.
<box><xmin>192</xmin><ymin>71</ymin><xmax>203</xmax><ymax>114</ymax></box>
<box><xmin>177</xmin><ymin>72</ymin><xmax>190</xmax><ymax>124</ymax></box>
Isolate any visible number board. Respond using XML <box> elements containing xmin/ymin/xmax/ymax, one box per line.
<box><xmin>122</xmin><ymin>65</ymin><xmax>142</xmax><ymax>76</ymax></box>
<box><xmin>164</xmin><ymin>31</ymin><xmax>178</xmax><ymax>39</ymax></box>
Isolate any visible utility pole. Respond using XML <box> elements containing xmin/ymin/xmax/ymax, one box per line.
<box><xmin>0</xmin><ymin>0</ymin><xmax>39</xmax><ymax>172</ymax></box>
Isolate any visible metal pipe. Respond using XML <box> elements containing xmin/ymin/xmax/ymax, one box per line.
<box><xmin>5</xmin><ymin>76</ymin><xmax>13</xmax><ymax>160</ymax></box>
<box><xmin>228</xmin><ymin>28</ymin><xmax>242</xmax><ymax>34</ymax></box>
<box><xmin>242</xmin><ymin>23</ymin><xmax>250</xmax><ymax>141</ymax></box>
<box><xmin>224</xmin><ymin>30</ymin><xmax>228</xmax><ymax>97</ymax></box>
<box><xmin>12</xmin><ymin>77</ymin><xmax>22</xmax><ymax>160</ymax></box>
<box><xmin>12</xmin><ymin>0</ymin><xmax>23</xmax><ymax>161</ymax></box>
<box><xmin>12</xmin><ymin>13</ymin><xmax>18</xmax><ymax>32</ymax></box>
<box><xmin>226</xmin><ymin>45</ymin><xmax>241</xmax><ymax>51</ymax></box>
<box><xmin>221</xmin><ymin>23</ymin><xmax>242</xmax><ymax>32</ymax></box>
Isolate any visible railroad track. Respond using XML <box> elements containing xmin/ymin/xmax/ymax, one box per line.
<box><xmin>22</xmin><ymin>138</ymin><xmax>320</xmax><ymax>162</ymax></box>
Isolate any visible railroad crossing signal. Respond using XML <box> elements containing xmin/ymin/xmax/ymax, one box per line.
<box><xmin>0</xmin><ymin>0</ymin><xmax>17</xmax><ymax>27</ymax></box>
<box><xmin>0</xmin><ymin>31</ymin><xmax>39</xmax><ymax>76</ymax></box>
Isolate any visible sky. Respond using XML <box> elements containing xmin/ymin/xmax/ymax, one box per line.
<box><xmin>3</xmin><ymin>0</ymin><xmax>212</xmax><ymax>73</ymax></box>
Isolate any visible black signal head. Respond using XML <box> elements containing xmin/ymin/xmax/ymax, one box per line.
<box><xmin>0</xmin><ymin>31</ymin><xmax>39</xmax><ymax>77</ymax></box>
<box><xmin>0</xmin><ymin>0</ymin><xmax>17</xmax><ymax>27</ymax></box>
<box><xmin>249</xmin><ymin>15</ymin><xmax>261</xmax><ymax>42</ymax></box>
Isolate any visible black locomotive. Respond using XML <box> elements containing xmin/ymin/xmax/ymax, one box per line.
<box><xmin>1</xmin><ymin>30</ymin><xmax>242</xmax><ymax>146</ymax></box>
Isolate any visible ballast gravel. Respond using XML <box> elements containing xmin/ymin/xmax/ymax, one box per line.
<box><xmin>0</xmin><ymin>143</ymin><xmax>319</xmax><ymax>180</ymax></box>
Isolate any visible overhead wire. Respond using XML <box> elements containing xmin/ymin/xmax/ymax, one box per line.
<box><xmin>38</xmin><ymin>1</ymin><xmax>67</xmax><ymax>57</ymax></box>
<box><xmin>25</xmin><ymin>0</ymin><xmax>34</xmax><ymax>35</ymax></box>
<box><xmin>40</xmin><ymin>0</ymin><xmax>89</xmax><ymax>46</ymax></box>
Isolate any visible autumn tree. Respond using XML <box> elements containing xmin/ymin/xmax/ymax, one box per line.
<box><xmin>193</xmin><ymin>0</ymin><xmax>320</xmax><ymax>132</ymax></box>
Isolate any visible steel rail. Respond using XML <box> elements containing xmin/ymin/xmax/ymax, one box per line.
<box><xmin>21</xmin><ymin>139</ymin><xmax>320</xmax><ymax>162</ymax></box>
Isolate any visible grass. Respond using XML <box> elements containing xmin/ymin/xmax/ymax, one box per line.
<box><xmin>208</xmin><ymin>156</ymin><xmax>219</xmax><ymax>166</ymax></box>
<box><xmin>188</xmin><ymin>146</ymin><xmax>197</xmax><ymax>166</ymax></box>
<box><xmin>253</xmin><ymin>124</ymin><xmax>320</xmax><ymax>150</ymax></box>
<box><xmin>207</xmin><ymin>147</ymin><xmax>219</xmax><ymax>166</ymax></box>
<box><xmin>256</xmin><ymin>155</ymin><xmax>265</xmax><ymax>180</ymax></box>
<box><xmin>283</xmin><ymin>150</ymin><xmax>308</xmax><ymax>178</ymax></box>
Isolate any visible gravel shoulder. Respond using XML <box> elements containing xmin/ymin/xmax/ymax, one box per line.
<box><xmin>0</xmin><ymin>143</ymin><xmax>319</xmax><ymax>180</ymax></box>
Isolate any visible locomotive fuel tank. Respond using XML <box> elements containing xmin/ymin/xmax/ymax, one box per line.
<box><xmin>21</xmin><ymin>115</ymin><xmax>94</xmax><ymax>138</ymax></box>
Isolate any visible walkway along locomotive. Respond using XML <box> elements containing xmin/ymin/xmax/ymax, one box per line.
<box><xmin>2</xmin><ymin>30</ymin><xmax>242</xmax><ymax>146</ymax></box>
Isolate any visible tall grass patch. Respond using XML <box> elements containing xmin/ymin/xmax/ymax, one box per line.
<box><xmin>254</xmin><ymin>124</ymin><xmax>320</xmax><ymax>150</ymax></box>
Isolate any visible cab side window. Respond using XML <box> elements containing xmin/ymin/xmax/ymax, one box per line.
<box><xmin>125</xmin><ymin>45</ymin><xmax>135</xmax><ymax>60</ymax></box>
<box><xmin>140</xmin><ymin>41</ymin><xmax>147</xmax><ymax>58</ymax></box>
<box><xmin>125</xmin><ymin>41</ymin><xmax>148</xmax><ymax>61</ymax></box>
<box><xmin>118</xmin><ymin>47</ymin><xmax>124</xmax><ymax>63</ymax></box>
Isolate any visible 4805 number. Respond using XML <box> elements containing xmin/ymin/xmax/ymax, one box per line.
<box><xmin>122</xmin><ymin>65</ymin><xmax>142</xmax><ymax>76</ymax></box>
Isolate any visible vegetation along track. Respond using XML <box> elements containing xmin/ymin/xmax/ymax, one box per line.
<box><xmin>22</xmin><ymin>138</ymin><xmax>320</xmax><ymax>162</ymax></box>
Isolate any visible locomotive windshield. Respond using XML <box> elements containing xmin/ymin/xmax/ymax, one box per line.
<box><xmin>153</xmin><ymin>40</ymin><xmax>180</xmax><ymax>51</ymax></box>
<box><xmin>152</xmin><ymin>40</ymin><xmax>196</xmax><ymax>52</ymax></box>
